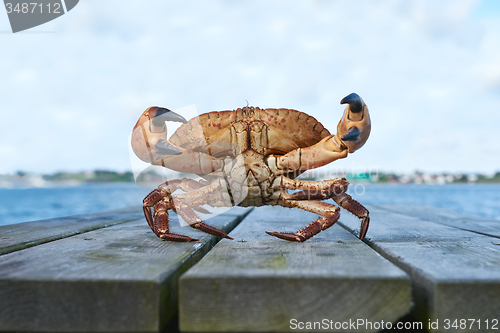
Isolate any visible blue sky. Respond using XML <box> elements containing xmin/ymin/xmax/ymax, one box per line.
<box><xmin>0</xmin><ymin>0</ymin><xmax>499</xmax><ymax>175</ymax></box>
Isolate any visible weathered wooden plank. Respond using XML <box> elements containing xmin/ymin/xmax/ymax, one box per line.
<box><xmin>0</xmin><ymin>207</ymin><xmax>251</xmax><ymax>333</ymax></box>
<box><xmin>338</xmin><ymin>206</ymin><xmax>500</xmax><ymax>333</ymax></box>
<box><xmin>179</xmin><ymin>206</ymin><xmax>411</xmax><ymax>332</ymax></box>
<box><xmin>376</xmin><ymin>204</ymin><xmax>500</xmax><ymax>238</ymax></box>
<box><xmin>0</xmin><ymin>206</ymin><xmax>144</xmax><ymax>255</ymax></box>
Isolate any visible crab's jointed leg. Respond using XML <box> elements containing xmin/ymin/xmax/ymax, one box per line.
<box><xmin>152</xmin><ymin>199</ymin><xmax>196</xmax><ymax>242</ymax></box>
<box><xmin>280</xmin><ymin>176</ymin><xmax>349</xmax><ymax>197</ymax></box>
<box><xmin>143</xmin><ymin>178</ymin><xmax>209</xmax><ymax>231</ymax></box>
<box><xmin>176</xmin><ymin>203</ymin><xmax>233</xmax><ymax>240</ymax></box>
<box><xmin>142</xmin><ymin>178</ymin><xmax>233</xmax><ymax>242</ymax></box>
<box><xmin>286</xmin><ymin>190</ymin><xmax>370</xmax><ymax>240</ymax></box>
<box><xmin>269</xmin><ymin>175</ymin><xmax>370</xmax><ymax>240</ymax></box>
<box><xmin>266</xmin><ymin>198</ymin><xmax>341</xmax><ymax>242</ymax></box>
<box><xmin>332</xmin><ymin>192</ymin><xmax>370</xmax><ymax>240</ymax></box>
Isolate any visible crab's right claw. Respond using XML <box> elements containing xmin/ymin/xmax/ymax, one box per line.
<box><xmin>338</xmin><ymin>93</ymin><xmax>371</xmax><ymax>153</ymax></box>
<box><xmin>155</xmin><ymin>140</ymin><xmax>182</xmax><ymax>155</ymax></box>
<box><xmin>151</xmin><ymin>107</ymin><xmax>187</xmax><ymax>129</ymax></box>
<box><xmin>131</xmin><ymin>107</ymin><xmax>187</xmax><ymax>163</ymax></box>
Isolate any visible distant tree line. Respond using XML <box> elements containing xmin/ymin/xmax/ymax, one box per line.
<box><xmin>43</xmin><ymin>170</ymin><xmax>135</xmax><ymax>183</ymax></box>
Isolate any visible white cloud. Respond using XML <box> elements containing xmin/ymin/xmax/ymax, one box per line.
<box><xmin>0</xmin><ymin>0</ymin><xmax>499</xmax><ymax>174</ymax></box>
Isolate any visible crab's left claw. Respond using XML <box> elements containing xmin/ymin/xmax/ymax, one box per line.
<box><xmin>131</xmin><ymin>107</ymin><xmax>187</xmax><ymax>163</ymax></box>
<box><xmin>273</xmin><ymin>93</ymin><xmax>371</xmax><ymax>172</ymax></box>
<box><xmin>338</xmin><ymin>93</ymin><xmax>371</xmax><ymax>153</ymax></box>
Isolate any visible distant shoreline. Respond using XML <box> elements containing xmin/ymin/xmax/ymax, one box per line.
<box><xmin>1</xmin><ymin>169</ymin><xmax>499</xmax><ymax>189</ymax></box>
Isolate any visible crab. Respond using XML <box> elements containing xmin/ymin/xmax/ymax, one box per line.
<box><xmin>131</xmin><ymin>93</ymin><xmax>371</xmax><ymax>242</ymax></box>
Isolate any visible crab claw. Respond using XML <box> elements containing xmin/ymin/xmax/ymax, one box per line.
<box><xmin>340</xmin><ymin>93</ymin><xmax>363</xmax><ymax>113</ymax></box>
<box><xmin>151</xmin><ymin>107</ymin><xmax>187</xmax><ymax>129</ymax></box>
<box><xmin>341</xmin><ymin>126</ymin><xmax>360</xmax><ymax>142</ymax></box>
<box><xmin>131</xmin><ymin>106</ymin><xmax>187</xmax><ymax>163</ymax></box>
<box><xmin>338</xmin><ymin>93</ymin><xmax>371</xmax><ymax>153</ymax></box>
<box><xmin>155</xmin><ymin>140</ymin><xmax>182</xmax><ymax>155</ymax></box>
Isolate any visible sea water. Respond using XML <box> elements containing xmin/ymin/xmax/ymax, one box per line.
<box><xmin>0</xmin><ymin>183</ymin><xmax>498</xmax><ymax>226</ymax></box>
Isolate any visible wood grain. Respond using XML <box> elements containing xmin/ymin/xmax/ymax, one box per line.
<box><xmin>0</xmin><ymin>207</ymin><xmax>251</xmax><ymax>332</ymax></box>
<box><xmin>377</xmin><ymin>204</ymin><xmax>500</xmax><ymax>238</ymax></box>
<box><xmin>0</xmin><ymin>206</ymin><xmax>144</xmax><ymax>255</ymax></box>
<box><xmin>338</xmin><ymin>205</ymin><xmax>500</xmax><ymax>333</ymax></box>
<box><xmin>179</xmin><ymin>206</ymin><xmax>411</xmax><ymax>332</ymax></box>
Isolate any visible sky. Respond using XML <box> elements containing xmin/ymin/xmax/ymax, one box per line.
<box><xmin>1</xmin><ymin>0</ymin><xmax>499</xmax><ymax>175</ymax></box>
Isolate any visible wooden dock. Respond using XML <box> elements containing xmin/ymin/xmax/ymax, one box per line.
<box><xmin>0</xmin><ymin>206</ymin><xmax>250</xmax><ymax>332</ymax></box>
<box><xmin>0</xmin><ymin>204</ymin><xmax>499</xmax><ymax>332</ymax></box>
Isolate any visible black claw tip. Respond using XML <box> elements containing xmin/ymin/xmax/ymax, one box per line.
<box><xmin>152</xmin><ymin>107</ymin><xmax>187</xmax><ymax>127</ymax></box>
<box><xmin>340</xmin><ymin>93</ymin><xmax>363</xmax><ymax>113</ymax></box>
<box><xmin>155</xmin><ymin>140</ymin><xmax>182</xmax><ymax>155</ymax></box>
<box><xmin>341</xmin><ymin>126</ymin><xmax>360</xmax><ymax>142</ymax></box>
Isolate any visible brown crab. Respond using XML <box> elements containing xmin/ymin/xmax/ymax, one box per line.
<box><xmin>131</xmin><ymin>93</ymin><xmax>371</xmax><ymax>242</ymax></box>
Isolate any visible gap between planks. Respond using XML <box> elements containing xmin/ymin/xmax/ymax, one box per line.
<box><xmin>180</xmin><ymin>206</ymin><xmax>411</xmax><ymax>332</ymax></box>
<box><xmin>338</xmin><ymin>205</ymin><xmax>500</xmax><ymax>333</ymax></box>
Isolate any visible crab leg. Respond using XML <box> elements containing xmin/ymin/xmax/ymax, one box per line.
<box><xmin>287</xmin><ymin>190</ymin><xmax>370</xmax><ymax>240</ymax></box>
<box><xmin>143</xmin><ymin>187</ymin><xmax>170</xmax><ymax>233</ymax></box>
<box><xmin>280</xmin><ymin>176</ymin><xmax>348</xmax><ymax>196</ymax></box>
<box><xmin>161</xmin><ymin>177</ymin><xmax>212</xmax><ymax>213</ymax></box>
<box><xmin>176</xmin><ymin>203</ymin><xmax>233</xmax><ymax>240</ymax></box>
<box><xmin>266</xmin><ymin>198</ymin><xmax>341</xmax><ymax>242</ymax></box>
<box><xmin>143</xmin><ymin>178</ymin><xmax>233</xmax><ymax>242</ymax></box>
<box><xmin>154</xmin><ymin>177</ymin><xmax>211</xmax><ymax>195</ymax></box>
<box><xmin>143</xmin><ymin>185</ymin><xmax>199</xmax><ymax>242</ymax></box>
<box><xmin>142</xmin><ymin>178</ymin><xmax>211</xmax><ymax>232</ymax></box>
<box><xmin>154</xmin><ymin>200</ymin><xmax>198</xmax><ymax>242</ymax></box>
<box><xmin>280</xmin><ymin>176</ymin><xmax>370</xmax><ymax>240</ymax></box>
<box><xmin>332</xmin><ymin>192</ymin><xmax>370</xmax><ymax>240</ymax></box>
